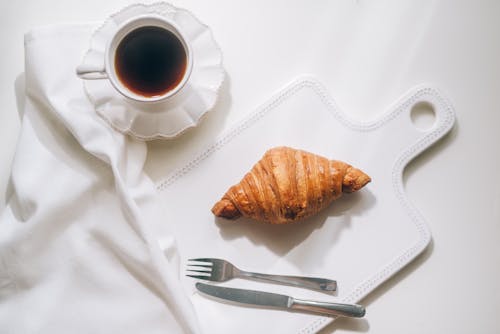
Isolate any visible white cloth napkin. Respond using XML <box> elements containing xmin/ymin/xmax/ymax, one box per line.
<box><xmin>0</xmin><ymin>23</ymin><xmax>200</xmax><ymax>333</ymax></box>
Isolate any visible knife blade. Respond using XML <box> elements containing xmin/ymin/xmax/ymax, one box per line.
<box><xmin>195</xmin><ymin>283</ymin><xmax>365</xmax><ymax>318</ymax></box>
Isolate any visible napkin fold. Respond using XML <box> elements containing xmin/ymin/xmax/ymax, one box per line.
<box><xmin>0</xmin><ymin>24</ymin><xmax>200</xmax><ymax>333</ymax></box>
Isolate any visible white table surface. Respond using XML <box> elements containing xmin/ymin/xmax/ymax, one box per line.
<box><xmin>1</xmin><ymin>1</ymin><xmax>499</xmax><ymax>333</ymax></box>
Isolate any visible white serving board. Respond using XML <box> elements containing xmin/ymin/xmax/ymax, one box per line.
<box><xmin>156</xmin><ymin>77</ymin><xmax>455</xmax><ymax>333</ymax></box>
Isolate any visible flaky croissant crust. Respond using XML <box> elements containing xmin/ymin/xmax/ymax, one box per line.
<box><xmin>212</xmin><ymin>146</ymin><xmax>371</xmax><ymax>224</ymax></box>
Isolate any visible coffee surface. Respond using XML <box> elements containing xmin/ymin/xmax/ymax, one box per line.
<box><xmin>115</xmin><ymin>26</ymin><xmax>187</xmax><ymax>97</ymax></box>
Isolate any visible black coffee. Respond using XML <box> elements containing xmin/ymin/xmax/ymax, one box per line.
<box><xmin>115</xmin><ymin>26</ymin><xmax>187</xmax><ymax>97</ymax></box>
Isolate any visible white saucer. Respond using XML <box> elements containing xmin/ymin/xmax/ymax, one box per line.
<box><xmin>79</xmin><ymin>2</ymin><xmax>224</xmax><ymax>140</ymax></box>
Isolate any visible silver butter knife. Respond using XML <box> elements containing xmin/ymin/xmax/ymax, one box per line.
<box><xmin>195</xmin><ymin>283</ymin><xmax>365</xmax><ymax>318</ymax></box>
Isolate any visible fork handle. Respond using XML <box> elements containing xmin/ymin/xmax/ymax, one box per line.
<box><xmin>238</xmin><ymin>271</ymin><xmax>337</xmax><ymax>292</ymax></box>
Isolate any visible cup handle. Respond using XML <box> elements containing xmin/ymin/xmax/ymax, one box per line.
<box><xmin>76</xmin><ymin>64</ymin><xmax>108</xmax><ymax>80</ymax></box>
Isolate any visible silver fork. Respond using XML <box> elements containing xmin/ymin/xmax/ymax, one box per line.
<box><xmin>186</xmin><ymin>258</ymin><xmax>337</xmax><ymax>293</ymax></box>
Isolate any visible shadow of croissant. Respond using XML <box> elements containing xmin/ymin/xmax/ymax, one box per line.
<box><xmin>214</xmin><ymin>189</ymin><xmax>376</xmax><ymax>262</ymax></box>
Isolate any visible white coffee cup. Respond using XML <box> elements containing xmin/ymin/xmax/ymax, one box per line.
<box><xmin>76</xmin><ymin>15</ymin><xmax>193</xmax><ymax>103</ymax></box>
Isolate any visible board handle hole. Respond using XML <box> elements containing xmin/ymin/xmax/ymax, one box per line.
<box><xmin>410</xmin><ymin>101</ymin><xmax>436</xmax><ymax>131</ymax></box>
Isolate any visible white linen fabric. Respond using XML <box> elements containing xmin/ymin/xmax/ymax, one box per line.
<box><xmin>0</xmin><ymin>24</ymin><xmax>200</xmax><ymax>333</ymax></box>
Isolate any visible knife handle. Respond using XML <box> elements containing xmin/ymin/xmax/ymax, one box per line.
<box><xmin>290</xmin><ymin>298</ymin><xmax>366</xmax><ymax>318</ymax></box>
<box><xmin>238</xmin><ymin>271</ymin><xmax>337</xmax><ymax>292</ymax></box>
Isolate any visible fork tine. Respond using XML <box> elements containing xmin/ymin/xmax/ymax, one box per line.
<box><xmin>185</xmin><ymin>274</ymin><xmax>215</xmax><ymax>281</ymax></box>
<box><xmin>187</xmin><ymin>258</ymin><xmax>214</xmax><ymax>263</ymax></box>
<box><xmin>186</xmin><ymin>269</ymin><xmax>212</xmax><ymax>274</ymax></box>
<box><xmin>186</xmin><ymin>263</ymin><xmax>212</xmax><ymax>269</ymax></box>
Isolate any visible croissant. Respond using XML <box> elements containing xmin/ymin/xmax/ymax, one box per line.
<box><xmin>212</xmin><ymin>146</ymin><xmax>371</xmax><ymax>224</ymax></box>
